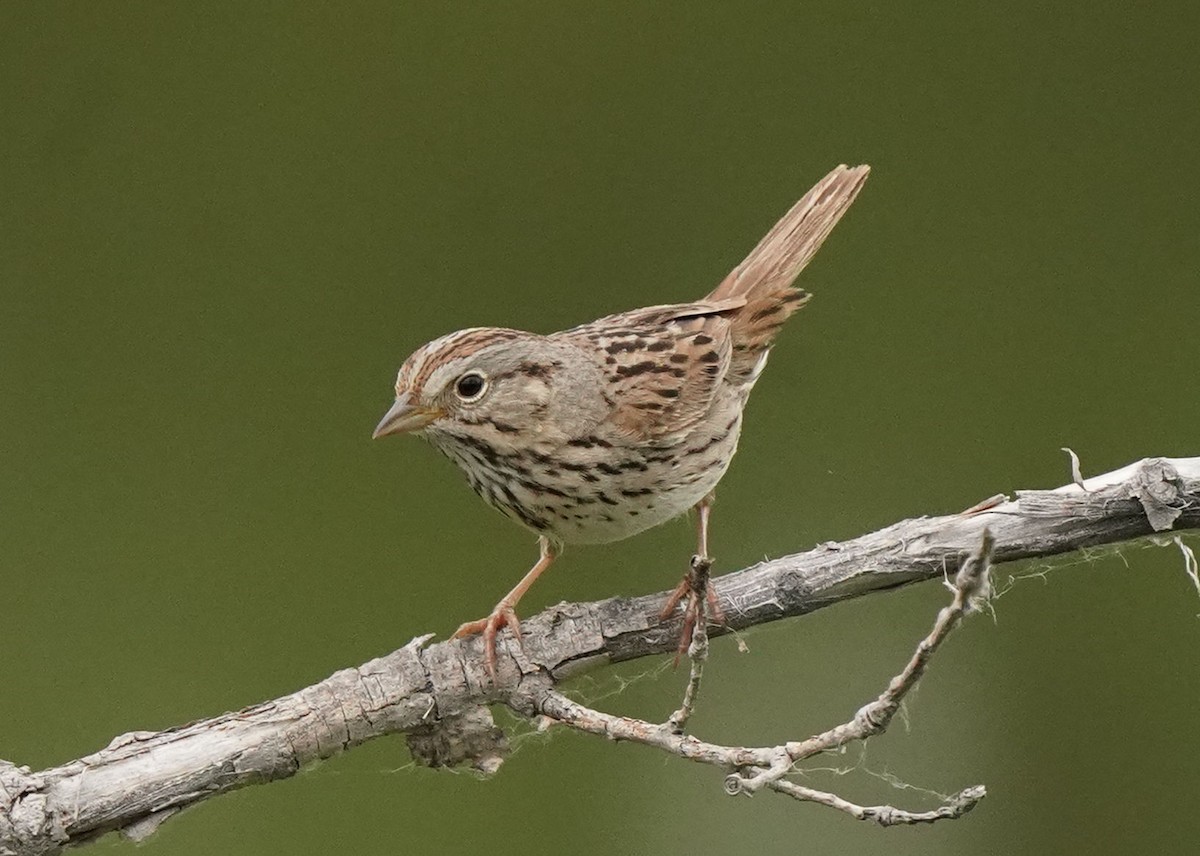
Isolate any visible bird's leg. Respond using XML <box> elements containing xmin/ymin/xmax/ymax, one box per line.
<box><xmin>693</xmin><ymin>495</ymin><xmax>725</xmax><ymax>623</ymax></box>
<box><xmin>659</xmin><ymin>494</ymin><xmax>724</xmax><ymax>656</ymax></box>
<box><xmin>453</xmin><ymin>536</ymin><xmax>558</xmax><ymax>678</ymax></box>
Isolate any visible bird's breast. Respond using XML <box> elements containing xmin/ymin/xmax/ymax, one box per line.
<box><xmin>431</xmin><ymin>402</ymin><xmax>744</xmax><ymax>545</ymax></box>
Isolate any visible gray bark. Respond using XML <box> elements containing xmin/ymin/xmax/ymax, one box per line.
<box><xmin>2</xmin><ymin>456</ymin><xmax>1197</xmax><ymax>855</ymax></box>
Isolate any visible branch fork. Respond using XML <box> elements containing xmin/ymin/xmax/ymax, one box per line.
<box><xmin>530</xmin><ymin>531</ymin><xmax>996</xmax><ymax>824</ymax></box>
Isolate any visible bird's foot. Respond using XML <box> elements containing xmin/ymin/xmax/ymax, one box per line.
<box><xmin>453</xmin><ymin>602</ymin><xmax>522</xmax><ymax>679</ymax></box>
<box><xmin>659</xmin><ymin>555</ymin><xmax>725</xmax><ymax>663</ymax></box>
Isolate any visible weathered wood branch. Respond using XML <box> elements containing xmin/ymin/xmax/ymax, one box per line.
<box><xmin>2</xmin><ymin>456</ymin><xmax>1197</xmax><ymax>854</ymax></box>
<box><xmin>522</xmin><ymin>529</ymin><xmax>998</xmax><ymax>825</ymax></box>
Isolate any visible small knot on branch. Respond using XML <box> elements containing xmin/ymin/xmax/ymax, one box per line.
<box><xmin>854</xmin><ymin>702</ymin><xmax>890</xmax><ymax>731</ymax></box>
<box><xmin>722</xmin><ymin>755</ymin><xmax>792</xmax><ymax>796</ymax></box>
<box><xmin>1129</xmin><ymin>458</ymin><xmax>1187</xmax><ymax>532</ymax></box>
<box><xmin>405</xmin><ymin>706</ymin><xmax>509</xmax><ymax>775</ymax></box>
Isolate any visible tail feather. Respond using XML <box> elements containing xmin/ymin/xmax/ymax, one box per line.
<box><xmin>709</xmin><ymin>164</ymin><xmax>870</xmax><ymax>379</ymax></box>
<box><xmin>708</xmin><ymin>164</ymin><xmax>870</xmax><ymax>303</ymax></box>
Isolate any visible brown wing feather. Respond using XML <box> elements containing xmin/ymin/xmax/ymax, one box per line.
<box><xmin>557</xmin><ymin>302</ymin><xmax>737</xmax><ymax>440</ymax></box>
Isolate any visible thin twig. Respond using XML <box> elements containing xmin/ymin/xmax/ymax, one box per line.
<box><xmin>1062</xmin><ymin>447</ymin><xmax>1086</xmax><ymax>489</ymax></box>
<box><xmin>769</xmin><ymin>780</ymin><xmax>987</xmax><ymax>826</ymax></box>
<box><xmin>536</xmin><ymin>531</ymin><xmax>996</xmax><ymax>823</ymax></box>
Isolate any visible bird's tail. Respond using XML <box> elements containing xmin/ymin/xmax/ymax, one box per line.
<box><xmin>707</xmin><ymin>164</ymin><xmax>869</xmax><ymax>377</ymax></box>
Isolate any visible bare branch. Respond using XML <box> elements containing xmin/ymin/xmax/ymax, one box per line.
<box><xmin>2</xmin><ymin>456</ymin><xmax>1197</xmax><ymax>854</ymax></box>
<box><xmin>769</xmin><ymin>780</ymin><xmax>987</xmax><ymax>826</ymax></box>
<box><xmin>527</xmin><ymin>530</ymin><xmax>994</xmax><ymax>821</ymax></box>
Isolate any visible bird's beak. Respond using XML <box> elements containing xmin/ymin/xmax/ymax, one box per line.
<box><xmin>372</xmin><ymin>393</ymin><xmax>441</xmax><ymax>439</ymax></box>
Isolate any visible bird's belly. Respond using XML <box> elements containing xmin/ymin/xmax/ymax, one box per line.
<box><xmin>436</xmin><ymin>409</ymin><xmax>743</xmax><ymax>546</ymax></box>
<box><xmin>532</xmin><ymin>419</ymin><xmax>742</xmax><ymax>545</ymax></box>
<box><xmin>547</xmin><ymin>463</ymin><xmax>728</xmax><ymax>544</ymax></box>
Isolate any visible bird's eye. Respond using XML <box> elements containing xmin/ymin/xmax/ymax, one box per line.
<box><xmin>454</xmin><ymin>372</ymin><xmax>488</xmax><ymax>401</ymax></box>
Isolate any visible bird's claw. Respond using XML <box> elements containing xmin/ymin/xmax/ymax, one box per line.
<box><xmin>453</xmin><ymin>603</ymin><xmax>522</xmax><ymax>678</ymax></box>
<box><xmin>659</xmin><ymin>570</ymin><xmax>725</xmax><ymax>665</ymax></box>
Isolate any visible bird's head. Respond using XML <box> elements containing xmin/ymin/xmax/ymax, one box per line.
<box><xmin>372</xmin><ymin>327</ymin><xmax>604</xmax><ymax>451</ymax></box>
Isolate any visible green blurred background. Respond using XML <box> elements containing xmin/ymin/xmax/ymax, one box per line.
<box><xmin>2</xmin><ymin>3</ymin><xmax>1197</xmax><ymax>854</ymax></box>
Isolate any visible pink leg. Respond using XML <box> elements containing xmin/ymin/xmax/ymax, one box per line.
<box><xmin>659</xmin><ymin>495</ymin><xmax>724</xmax><ymax>656</ymax></box>
<box><xmin>453</xmin><ymin>536</ymin><xmax>559</xmax><ymax>678</ymax></box>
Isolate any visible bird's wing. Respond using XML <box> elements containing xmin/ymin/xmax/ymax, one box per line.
<box><xmin>555</xmin><ymin>299</ymin><xmax>742</xmax><ymax>440</ymax></box>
